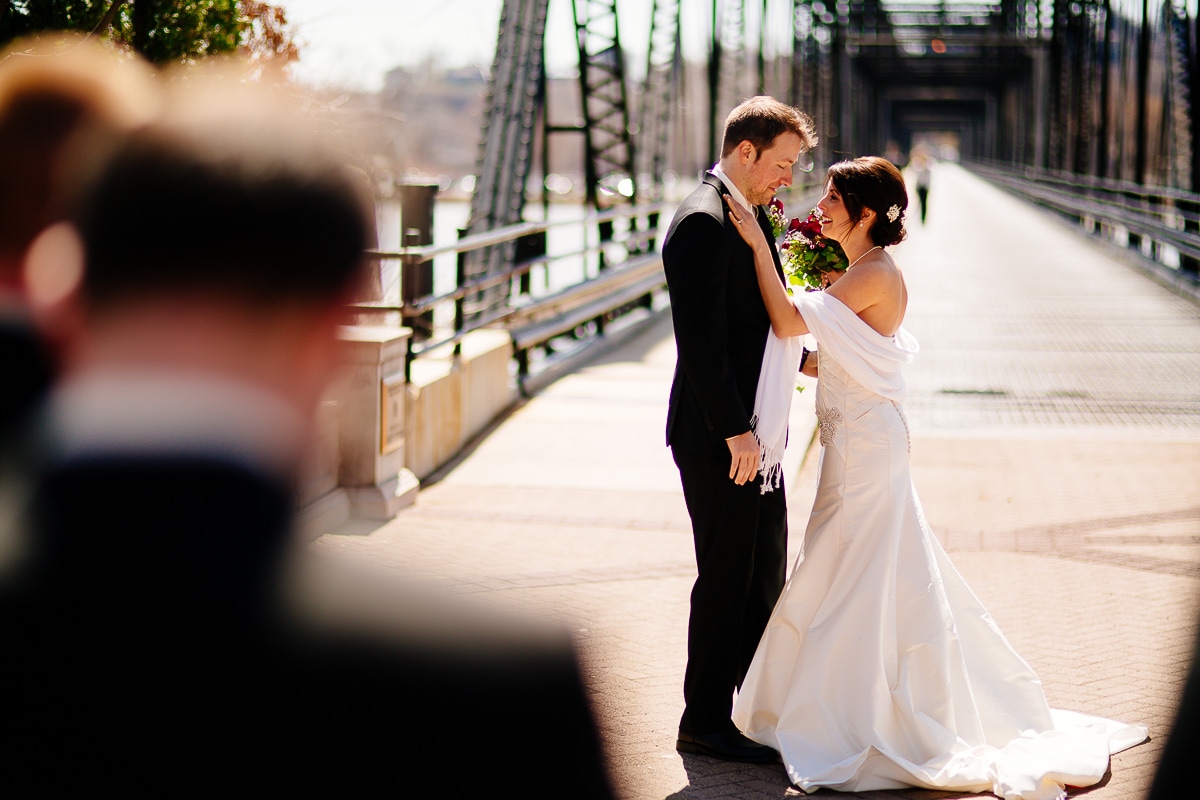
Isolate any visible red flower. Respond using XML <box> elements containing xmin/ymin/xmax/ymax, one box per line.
<box><xmin>798</xmin><ymin>215</ymin><xmax>823</xmax><ymax>240</ymax></box>
<box><xmin>778</xmin><ymin>207</ymin><xmax>849</xmax><ymax>291</ymax></box>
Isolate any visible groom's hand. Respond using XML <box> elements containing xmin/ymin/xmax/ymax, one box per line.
<box><xmin>726</xmin><ymin>431</ymin><xmax>759</xmax><ymax>485</ymax></box>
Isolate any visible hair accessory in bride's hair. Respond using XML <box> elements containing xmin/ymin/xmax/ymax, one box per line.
<box><xmin>887</xmin><ymin>204</ymin><xmax>901</xmax><ymax>223</ymax></box>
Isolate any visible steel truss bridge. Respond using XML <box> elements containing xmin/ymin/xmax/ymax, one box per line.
<box><xmin>457</xmin><ymin>0</ymin><xmax>1200</xmax><ymax>317</ymax></box>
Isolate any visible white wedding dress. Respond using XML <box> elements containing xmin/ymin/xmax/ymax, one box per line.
<box><xmin>732</xmin><ymin>292</ymin><xmax>1147</xmax><ymax>800</ymax></box>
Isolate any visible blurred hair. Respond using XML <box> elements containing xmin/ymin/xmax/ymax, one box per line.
<box><xmin>0</xmin><ymin>35</ymin><xmax>157</xmax><ymax>266</ymax></box>
<box><xmin>720</xmin><ymin>96</ymin><xmax>817</xmax><ymax>158</ymax></box>
<box><xmin>60</xmin><ymin>77</ymin><xmax>374</xmax><ymax>307</ymax></box>
<box><xmin>826</xmin><ymin>156</ymin><xmax>909</xmax><ymax>247</ymax></box>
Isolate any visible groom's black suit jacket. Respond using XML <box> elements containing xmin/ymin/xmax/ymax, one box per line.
<box><xmin>662</xmin><ymin>173</ymin><xmax>790</xmax><ymax>734</ymax></box>
<box><xmin>664</xmin><ymin>173</ymin><xmax>784</xmax><ymax>454</ymax></box>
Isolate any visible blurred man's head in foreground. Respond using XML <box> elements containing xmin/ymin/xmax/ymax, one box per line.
<box><xmin>23</xmin><ymin>69</ymin><xmax>374</xmax><ymax>420</ymax></box>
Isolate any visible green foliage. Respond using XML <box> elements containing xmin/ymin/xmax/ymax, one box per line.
<box><xmin>781</xmin><ymin>235</ymin><xmax>849</xmax><ymax>291</ymax></box>
<box><xmin>0</xmin><ymin>1</ymin><xmax>295</xmax><ymax>67</ymax></box>
<box><xmin>2</xmin><ymin>1</ymin><xmax>103</xmax><ymax>43</ymax></box>
<box><xmin>123</xmin><ymin>0</ymin><xmax>242</xmax><ymax>64</ymax></box>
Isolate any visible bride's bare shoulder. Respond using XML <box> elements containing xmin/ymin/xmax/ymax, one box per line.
<box><xmin>844</xmin><ymin>252</ymin><xmax>901</xmax><ymax>291</ymax></box>
<box><xmin>830</xmin><ymin>252</ymin><xmax>906</xmax><ymax>333</ymax></box>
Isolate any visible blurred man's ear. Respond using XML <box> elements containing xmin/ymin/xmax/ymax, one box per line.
<box><xmin>23</xmin><ymin>222</ymin><xmax>86</xmax><ymax>361</ymax></box>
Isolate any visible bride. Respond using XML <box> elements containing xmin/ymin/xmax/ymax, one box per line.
<box><xmin>722</xmin><ymin>156</ymin><xmax>1147</xmax><ymax>800</ymax></box>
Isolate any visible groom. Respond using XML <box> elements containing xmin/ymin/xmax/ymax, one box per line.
<box><xmin>663</xmin><ymin>96</ymin><xmax>817</xmax><ymax>762</ymax></box>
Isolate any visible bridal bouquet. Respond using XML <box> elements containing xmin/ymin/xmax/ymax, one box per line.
<box><xmin>779</xmin><ymin>209</ymin><xmax>848</xmax><ymax>292</ymax></box>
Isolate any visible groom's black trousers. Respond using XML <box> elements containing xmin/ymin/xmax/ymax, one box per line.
<box><xmin>672</xmin><ymin>447</ymin><xmax>788</xmax><ymax>735</ymax></box>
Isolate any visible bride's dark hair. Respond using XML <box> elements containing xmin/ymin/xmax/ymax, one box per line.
<box><xmin>826</xmin><ymin>156</ymin><xmax>908</xmax><ymax>247</ymax></box>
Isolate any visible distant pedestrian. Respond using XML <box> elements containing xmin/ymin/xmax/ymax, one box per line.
<box><xmin>913</xmin><ymin>154</ymin><xmax>932</xmax><ymax>223</ymax></box>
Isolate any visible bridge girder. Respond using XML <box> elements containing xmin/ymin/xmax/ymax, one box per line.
<box><xmin>468</xmin><ymin>0</ymin><xmax>1198</xmax><ymax>261</ymax></box>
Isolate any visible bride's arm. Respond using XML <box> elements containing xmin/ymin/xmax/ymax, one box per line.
<box><xmin>723</xmin><ymin>195</ymin><xmax>809</xmax><ymax>338</ymax></box>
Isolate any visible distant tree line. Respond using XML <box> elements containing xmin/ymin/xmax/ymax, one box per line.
<box><xmin>0</xmin><ymin>0</ymin><xmax>298</xmax><ymax>69</ymax></box>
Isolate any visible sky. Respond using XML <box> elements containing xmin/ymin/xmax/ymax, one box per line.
<box><xmin>275</xmin><ymin>1</ymin><xmax>507</xmax><ymax>91</ymax></box>
<box><xmin>272</xmin><ymin>0</ymin><xmax>754</xmax><ymax>93</ymax></box>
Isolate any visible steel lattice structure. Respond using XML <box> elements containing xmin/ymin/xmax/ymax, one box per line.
<box><xmin>461</xmin><ymin>0</ymin><xmax>1200</xmax><ymax>316</ymax></box>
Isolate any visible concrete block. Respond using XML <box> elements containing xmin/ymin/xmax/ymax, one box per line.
<box><xmin>460</xmin><ymin>328</ymin><xmax>517</xmax><ymax>442</ymax></box>
<box><xmin>404</xmin><ymin>328</ymin><xmax>517</xmax><ymax>481</ymax></box>
<box><xmin>343</xmin><ymin>468</ymin><xmax>420</xmax><ymax>520</ymax></box>
<box><xmin>405</xmin><ymin>356</ymin><xmax>464</xmax><ymax>481</ymax></box>
<box><xmin>331</xmin><ymin>325</ymin><xmax>419</xmax><ymax>518</ymax></box>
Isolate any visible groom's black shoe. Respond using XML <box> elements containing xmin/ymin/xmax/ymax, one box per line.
<box><xmin>675</xmin><ymin>730</ymin><xmax>779</xmax><ymax>763</ymax></box>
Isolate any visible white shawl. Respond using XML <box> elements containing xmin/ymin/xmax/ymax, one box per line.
<box><xmin>750</xmin><ymin>291</ymin><xmax>919</xmax><ymax>493</ymax></box>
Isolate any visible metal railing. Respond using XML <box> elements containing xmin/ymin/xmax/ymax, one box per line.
<box><xmin>354</xmin><ymin>172</ymin><xmax>829</xmax><ymax>389</ymax></box>
<box><xmin>967</xmin><ymin>160</ymin><xmax>1200</xmax><ymax>286</ymax></box>
<box><xmin>354</xmin><ymin>201</ymin><xmax>673</xmax><ymax>384</ymax></box>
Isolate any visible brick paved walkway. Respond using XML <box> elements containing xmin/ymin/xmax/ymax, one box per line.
<box><xmin>313</xmin><ymin>163</ymin><xmax>1200</xmax><ymax>799</ymax></box>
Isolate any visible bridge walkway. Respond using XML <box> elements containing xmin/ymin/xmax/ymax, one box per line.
<box><xmin>315</xmin><ymin>163</ymin><xmax>1200</xmax><ymax>800</ymax></box>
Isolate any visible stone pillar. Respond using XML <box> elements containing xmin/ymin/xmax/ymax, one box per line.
<box><xmin>334</xmin><ymin>325</ymin><xmax>420</xmax><ymax>519</ymax></box>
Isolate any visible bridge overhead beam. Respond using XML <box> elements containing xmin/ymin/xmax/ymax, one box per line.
<box><xmin>464</xmin><ymin>0</ymin><xmax>550</xmax><ymax>320</ymax></box>
<box><xmin>884</xmin><ymin>88</ymin><xmax>990</xmax><ymax>157</ymax></box>
<box><xmin>572</xmin><ymin>0</ymin><xmax>637</xmax><ymax>209</ymax></box>
<box><xmin>635</xmin><ymin>0</ymin><xmax>683</xmax><ymax>203</ymax></box>
<box><xmin>775</xmin><ymin>0</ymin><xmax>1197</xmax><ymax>198</ymax></box>
<box><xmin>465</xmin><ymin>0</ymin><xmax>1200</xmax><ymax>270</ymax></box>
<box><xmin>1018</xmin><ymin>0</ymin><xmax>1197</xmax><ymax>190</ymax></box>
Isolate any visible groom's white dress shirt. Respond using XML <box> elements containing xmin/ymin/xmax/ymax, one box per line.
<box><xmin>710</xmin><ymin>163</ymin><xmax>756</xmax><ymax>218</ymax></box>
